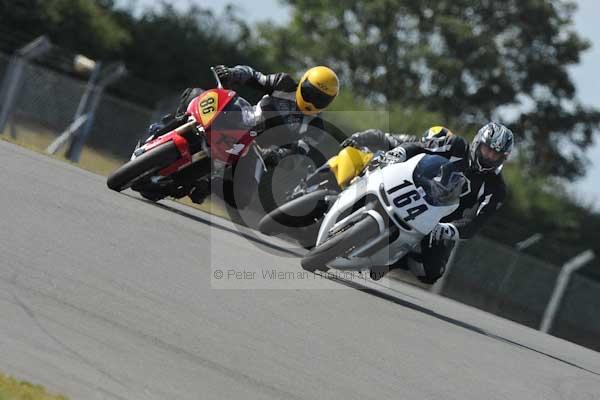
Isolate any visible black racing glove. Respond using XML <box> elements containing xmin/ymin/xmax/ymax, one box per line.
<box><xmin>213</xmin><ymin>65</ymin><xmax>231</xmax><ymax>83</ymax></box>
<box><xmin>340</xmin><ymin>137</ymin><xmax>358</xmax><ymax>148</ymax></box>
<box><xmin>383</xmin><ymin>146</ymin><xmax>407</xmax><ymax>163</ymax></box>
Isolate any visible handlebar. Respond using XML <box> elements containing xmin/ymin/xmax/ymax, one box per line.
<box><xmin>210</xmin><ymin>67</ymin><xmax>223</xmax><ymax>89</ymax></box>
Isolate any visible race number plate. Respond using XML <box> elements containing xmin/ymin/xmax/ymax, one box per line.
<box><xmin>197</xmin><ymin>91</ymin><xmax>219</xmax><ymax>126</ymax></box>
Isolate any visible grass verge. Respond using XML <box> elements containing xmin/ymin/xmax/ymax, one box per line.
<box><xmin>0</xmin><ymin>122</ymin><xmax>229</xmax><ymax>218</ymax></box>
<box><xmin>0</xmin><ymin>372</ymin><xmax>67</xmax><ymax>400</ymax></box>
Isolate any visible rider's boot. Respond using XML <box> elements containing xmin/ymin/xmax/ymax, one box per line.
<box><xmin>370</xmin><ymin>253</ymin><xmax>420</xmax><ymax>281</ymax></box>
<box><xmin>189</xmin><ymin>176</ymin><xmax>211</xmax><ymax>204</ymax></box>
<box><xmin>369</xmin><ymin>265</ymin><xmax>389</xmax><ymax>281</ymax></box>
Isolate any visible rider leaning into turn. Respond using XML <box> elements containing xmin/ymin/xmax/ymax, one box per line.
<box><xmin>345</xmin><ymin>123</ymin><xmax>514</xmax><ymax>284</ymax></box>
<box><xmin>147</xmin><ymin>64</ymin><xmax>340</xmax><ymax>204</ymax></box>
<box><xmin>340</xmin><ymin>125</ymin><xmax>453</xmax><ymax>150</ymax></box>
<box><xmin>183</xmin><ymin>65</ymin><xmax>339</xmax><ymax>162</ymax></box>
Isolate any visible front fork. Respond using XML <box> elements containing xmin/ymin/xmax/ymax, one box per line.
<box><xmin>252</xmin><ymin>143</ymin><xmax>268</xmax><ymax>183</ymax></box>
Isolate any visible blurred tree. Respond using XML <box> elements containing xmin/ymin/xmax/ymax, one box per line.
<box><xmin>261</xmin><ymin>0</ymin><xmax>600</xmax><ymax>179</ymax></box>
<box><xmin>114</xmin><ymin>3</ymin><xmax>270</xmax><ymax>94</ymax></box>
<box><xmin>0</xmin><ymin>0</ymin><xmax>130</xmax><ymax>56</ymax></box>
<box><xmin>0</xmin><ymin>1</ymin><xmax>273</xmax><ymax>105</ymax></box>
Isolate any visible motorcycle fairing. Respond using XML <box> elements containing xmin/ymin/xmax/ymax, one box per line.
<box><xmin>188</xmin><ymin>89</ymin><xmax>256</xmax><ymax>163</ymax></box>
<box><xmin>131</xmin><ymin>122</ymin><xmax>195</xmax><ymax>176</ymax></box>
<box><xmin>187</xmin><ymin>89</ymin><xmax>236</xmax><ymax>129</ymax></box>
<box><xmin>380</xmin><ymin>155</ymin><xmax>458</xmax><ymax>234</ymax></box>
<box><xmin>207</xmin><ymin>129</ymin><xmax>256</xmax><ymax>164</ymax></box>
<box><xmin>315</xmin><ymin>154</ymin><xmax>460</xmax><ymax>269</ymax></box>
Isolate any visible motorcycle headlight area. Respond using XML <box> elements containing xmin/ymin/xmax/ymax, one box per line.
<box><xmin>412</xmin><ymin>155</ymin><xmax>465</xmax><ymax>206</ymax></box>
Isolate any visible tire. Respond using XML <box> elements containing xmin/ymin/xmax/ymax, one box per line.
<box><xmin>107</xmin><ymin>142</ymin><xmax>180</xmax><ymax>192</ymax></box>
<box><xmin>301</xmin><ymin>215</ymin><xmax>381</xmax><ymax>272</ymax></box>
<box><xmin>258</xmin><ymin>189</ymin><xmax>331</xmax><ymax>236</ymax></box>
<box><xmin>257</xmin><ymin>169</ymin><xmax>277</xmax><ymax>213</ymax></box>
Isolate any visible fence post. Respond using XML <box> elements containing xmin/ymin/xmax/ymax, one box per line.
<box><xmin>65</xmin><ymin>63</ymin><xmax>126</xmax><ymax>162</ymax></box>
<box><xmin>72</xmin><ymin>59</ymin><xmax>102</xmax><ymax>123</ymax></box>
<box><xmin>539</xmin><ymin>250</ymin><xmax>595</xmax><ymax>333</ymax></box>
<box><xmin>491</xmin><ymin>233</ymin><xmax>542</xmax><ymax>314</ymax></box>
<box><xmin>47</xmin><ymin>60</ymin><xmax>102</xmax><ymax>155</ymax></box>
<box><xmin>0</xmin><ymin>36</ymin><xmax>51</xmax><ymax>136</ymax></box>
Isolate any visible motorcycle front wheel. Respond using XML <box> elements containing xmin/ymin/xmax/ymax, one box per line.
<box><xmin>107</xmin><ymin>141</ymin><xmax>180</xmax><ymax>192</ymax></box>
<box><xmin>300</xmin><ymin>214</ymin><xmax>381</xmax><ymax>272</ymax></box>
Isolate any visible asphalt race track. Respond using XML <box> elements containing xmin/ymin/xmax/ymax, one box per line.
<box><xmin>1</xmin><ymin>140</ymin><xmax>600</xmax><ymax>400</ymax></box>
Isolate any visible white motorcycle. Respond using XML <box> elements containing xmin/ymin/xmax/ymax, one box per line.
<box><xmin>301</xmin><ymin>153</ymin><xmax>466</xmax><ymax>278</ymax></box>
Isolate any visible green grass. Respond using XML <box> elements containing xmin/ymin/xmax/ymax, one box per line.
<box><xmin>1</xmin><ymin>121</ymin><xmax>229</xmax><ymax>219</ymax></box>
<box><xmin>0</xmin><ymin>372</ymin><xmax>67</xmax><ymax>400</ymax></box>
<box><xmin>2</xmin><ymin>120</ymin><xmax>123</xmax><ymax>174</ymax></box>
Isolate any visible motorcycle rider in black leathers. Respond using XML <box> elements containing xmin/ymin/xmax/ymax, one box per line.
<box><xmin>345</xmin><ymin>123</ymin><xmax>514</xmax><ymax>284</ymax></box>
<box><xmin>146</xmin><ymin>65</ymin><xmax>340</xmax><ymax>207</ymax></box>
<box><xmin>340</xmin><ymin>125</ymin><xmax>452</xmax><ymax>151</ymax></box>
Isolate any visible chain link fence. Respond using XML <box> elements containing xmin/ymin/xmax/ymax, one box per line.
<box><xmin>442</xmin><ymin>237</ymin><xmax>600</xmax><ymax>351</ymax></box>
<box><xmin>0</xmin><ymin>51</ymin><xmax>165</xmax><ymax>160</ymax></box>
<box><xmin>13</xmin><ymin>57</ymin><xmax>84</xmax><ymax>131</ymax></box>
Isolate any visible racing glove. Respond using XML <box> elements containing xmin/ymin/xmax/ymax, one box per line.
<box><xmin>340</xmin><ymin>137</ymin><xmax>358</xmax><ymax>148</ymax></box>
<box><xmin>382</xmin><ymin>146</ymin><xmax>407</xmax><ymax>163</ymax></box>
<box><xmin>429</xmin><ymin>223</ymin><xmax>459</xmax><ymax>247</ymax></box>
<box><xmin>214</xmin><ymin>65</ymin><xmax>231</xmax><ymax>83</ymax></box>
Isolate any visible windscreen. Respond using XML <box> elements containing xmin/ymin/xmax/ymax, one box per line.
<box><xmin>211</xmin><ymin>95</ymin><xmax>256</xmax><ymax>131</ymax></box>
<box><xmin>412</xmin><ymin>155</ymin><xmax>465</xmax><ymax>206</ymax></box>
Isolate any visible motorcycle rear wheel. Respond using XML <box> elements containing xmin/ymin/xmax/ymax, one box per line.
<box><xmin>258</xmin><ymin>189</ymin><xmax>331</xmax><ymax>236</ymax></box>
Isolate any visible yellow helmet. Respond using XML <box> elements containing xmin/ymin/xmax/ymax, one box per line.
<box><xmin>296</xmin><ymin>66</ymin><xmax>339</xmax><ymax>115</ymax></box>
<box><xmin>422</xmin><ymin>126</ymin><xmax>454</xmax><ymax>141</ymax></box>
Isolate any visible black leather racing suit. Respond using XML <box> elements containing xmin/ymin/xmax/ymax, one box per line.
<box><xmin>342</xmin><ymin>129</ymin><xmax>419</xmax><ymax>152</ymax></box>
<box><xmin>349</xmin><ymin>129</ymin><xmax>507</xmax><ymax>284</ymax></box>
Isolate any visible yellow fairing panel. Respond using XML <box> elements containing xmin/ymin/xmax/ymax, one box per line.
<box><xmin>328</xmin><ymin>147</ymin><xmax>373</xmax><ymax>188</ymax></box>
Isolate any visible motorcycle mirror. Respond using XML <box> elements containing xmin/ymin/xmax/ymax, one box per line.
<box><xmin>210</xmin><ymin>67</ymin><xmax>223</xmax><ymax>89</ymax></box>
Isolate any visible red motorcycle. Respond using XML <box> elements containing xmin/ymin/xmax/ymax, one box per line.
<box><xmin>107</xmin><ymin>68</ymin><xmax>266</xmax><ymax>204</ymax></box>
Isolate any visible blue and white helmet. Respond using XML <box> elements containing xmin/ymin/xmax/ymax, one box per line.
<box><xmin>470</xmin><ymin>122</ymin><xmax>514</xmax><ymax>172</ymax></box>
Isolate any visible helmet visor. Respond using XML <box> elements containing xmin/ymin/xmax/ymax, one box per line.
<box><xmin>300</xmin><ymin>79</ymin><xmax>335</xmax><ymax>110</ymax></box>
<box><xmin>477</xmin><ymin>142</ymin><xmax>507</xmax><ymax>170</ymax></box>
